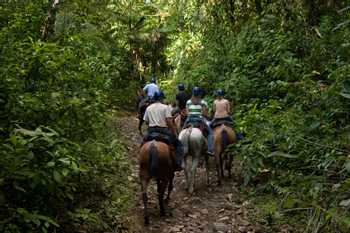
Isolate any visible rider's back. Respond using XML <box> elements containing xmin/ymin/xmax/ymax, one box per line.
<box><xmin>186</xmin><ymin>99</ymin><xmax>207</xmax><ymax>118</ymax></box>
<box><xmin>176</xmin><ymin>91</ymin><xmax>190</xmax><ymax>110</ymax></box>
<box><xmin>143</xmin><ymin>83</ymin><xmax>160</xmax><ymax>98</ymax></box>
<box><xmin>144</xmin><ymin>102</ymin><xmax>170</xmax><ymax>127</ymax></box>
<box><xmin>214</xmin><ymin>98</ymin><xmax>230</xmax><ymax>118</ymax></box>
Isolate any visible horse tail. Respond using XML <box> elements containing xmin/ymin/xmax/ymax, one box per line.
<box><xmin>186</xmin><ymin>127</ymin><xmax>192</xmax><ymax>154</ymax></box>
<box><xmin>221</xmin><ymin>128</ymin><xmax>229</xmax><ymax>151</ymax></box>
<box><xmin>148</xmin><ymin>142</ymin><xmax>158</xmax><ymax>177</ymax></box>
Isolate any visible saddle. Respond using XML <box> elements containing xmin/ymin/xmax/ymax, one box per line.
<box><xmin>183</xmin><ymin>121</ymin><xmax>208</xmax><ymax>137</ymax></box>
<box><xmin>143</xmin><ymin>132</ymin><xmax>176</xmax><ymax>160</ymax></box>
<box><xmin>211</xmin><ymin>118</ymin><xmax>234</xmax><ymax>129</ymax></box>
<box><xmin>145</xmin><ymin>132</ymin><xmax>171</xmax><ymax>145</ymax></box>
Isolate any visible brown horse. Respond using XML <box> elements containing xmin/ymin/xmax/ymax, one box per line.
<box><xmin>213</xmin><ymin>124</ymin><xmax>236</xmax><ymax>185</ymax></box>
<box><xmin>139</xmin><ymin>140</ymin><xmax>175</xmax><ymax>225</ymax></box>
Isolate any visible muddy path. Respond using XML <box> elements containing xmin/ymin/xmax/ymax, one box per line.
<box><xmin>115</xmin><ymin>114</ymin><xmax>262</xmax><ymax>233</ymax></box>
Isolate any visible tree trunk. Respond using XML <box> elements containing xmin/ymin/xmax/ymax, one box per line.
<box><xmin>41</xmin><ymin>0</ymin><xmax>60</xmax><ymax>41</ymax></box>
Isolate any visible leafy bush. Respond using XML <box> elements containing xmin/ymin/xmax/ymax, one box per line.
<box><xmin>165</xmin><ymin>1</ymin><xmax>350</xmax><ymax>231</ymax></box>
<box><xmin>0</xmin><ymin>1</ymin><xmax>136</xmax><ymax>232</ymax></box>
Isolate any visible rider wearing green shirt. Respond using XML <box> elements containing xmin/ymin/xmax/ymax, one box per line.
<box><xmin>184</xmin><ymin>87</ymin><xmax>213</xmax><ymax>155</ymax></box>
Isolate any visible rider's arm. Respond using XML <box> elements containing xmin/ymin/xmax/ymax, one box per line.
<box><xmin>203</xmin><ymin>107</ymin><xmax>209</xmax><ymax>118</ymax></box>
<box><xmin>143</xmin><ymin>85</ymin><xmax>148</xmax><ymax>96</ymax></box>
<box><xmin>143</xmin><ymin>109</ymin><xmax>149</xmax><ymax>125</ymax></box>
<box><xmin>202</xmin><ymin>100</ymin><xmax>209</xmax><ymax>118</ymax></box>
<box><xmin>185</xmin><ymin>100</ymin><xmax>190</xmax><ymax>115</ymax></box>
<box><xmin>227</xmin><ymin>100</ymin><xmax>231</xmax><ymax>115</ymax></box>
<box><xmin>212</xmin><ymin>100</ymin><xmax>216</xmax><ymax>118</ymax></box>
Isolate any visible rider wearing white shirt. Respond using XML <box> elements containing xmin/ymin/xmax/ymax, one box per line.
<box><xmin>143</xmin><ymin>91</ymin><xmax>183</xmax><ymax>171</ymax></box>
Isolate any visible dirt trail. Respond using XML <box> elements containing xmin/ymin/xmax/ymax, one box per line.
<box><xmin>116</xmin><ymin>115</ymin><xmax>261</xmax><ymax>233</ymax></box>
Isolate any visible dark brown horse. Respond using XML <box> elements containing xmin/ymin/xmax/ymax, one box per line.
<box><xmin>213</xmin><ymin>124</ymin><xmax>236</xmax><ymax>185</ymax></box>
<box><xmin>137</xmin><ymin>96</ymin><xmax>149</xmax><ymax>136</ymax></box>
<box><xmin>139</xmin><ymin>140</ymin><xmax>175</xmax><ymax>225</ymax></box>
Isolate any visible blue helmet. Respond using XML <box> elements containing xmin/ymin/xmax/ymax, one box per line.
<box><xmin>150</xmin><ymin>75</ymin><xmax>157</xmax><ymax>83</ymax></box>
<box><xmin>177</xmin><ymin>83</ymin><xmax>185</xmax><ymax>91</ymax></box>
<box><xmin>192</xmin><ymin>86</ymin><xmax>202</xmax><ymax>97</ymax></box>
<box><xmin>216</xmin><ymin>88</ymin><xmax>225</xmax><ymax>96</ymax></box>
<box><xmin>153</xmin><ymin>90</ymin><xmax>165</xmax><ymax>101</ymax></box>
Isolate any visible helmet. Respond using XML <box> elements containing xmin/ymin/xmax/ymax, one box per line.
<box><xmin>177</xmin><ymin>83</ymin><xmax>185</xmax><ymax>91</ymax></box>
<box><xmin>216</xmin><ymin>88</ymin><xmax>225</xmax><ymax>96</ymax></box>
<box><xmin>150</xmin><ymin>75</ymin><xmax>157</xmax><ymax>83</ymax></box>
<box><xmin>153</xmin><ymin>90</ymin><xmax>165</xmax><ymax>101</ymax></box>
<box><xmin>192</xmin><ymin>86</ymin><xmax>202</xmax><ymax>97</ymax></box>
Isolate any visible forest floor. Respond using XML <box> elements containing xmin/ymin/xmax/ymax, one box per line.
<box><xmin>114</xmin><ymin>114</ymin><xmax>288</xmax><ymax>233</ymax></box>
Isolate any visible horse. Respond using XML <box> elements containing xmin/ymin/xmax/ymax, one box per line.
<box><xmin>212</xmin><ymin>124</ymin><xmax>236</xmax><ymax>185</ymax></box>
<box><xmin>178</xmin><ymin>126</ymin><xmax>209</xmax><ymax>194</ymax></box>
<box><xmin>139</xmin><ymin>140</ymin><xmax>175</xmax><ymax>225</ymax></box>
<box><xmin>137</xmin><ymin>97</ymin><xmax>149</xmax><ymax>135</ymax></box>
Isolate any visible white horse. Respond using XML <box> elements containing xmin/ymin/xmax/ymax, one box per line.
<box><xmin>178</xmin><ymin>126</ymin><xmax>209</xmax><ymax>194</ymax></box>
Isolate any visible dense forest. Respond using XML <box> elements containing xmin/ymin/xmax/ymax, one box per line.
<box><xmin>1</xmin><ymin>0</ymin><xmax>350</xmax><ymax>232</ymax></box>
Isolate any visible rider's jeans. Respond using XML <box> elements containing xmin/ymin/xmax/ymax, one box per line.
<box><xmin>184</xmin><ymin>117</ymin><xmax>213</xmax><ymax>153</ymax></box>
<box><xmin>146</xmin><ymin>127</ymin><xmax>183</xmax><ymax>167</ymax></box>
<box><xmin>205</xmin><ymin>120</ymin><xmax>213</xmax><ymax>153</ymax></box>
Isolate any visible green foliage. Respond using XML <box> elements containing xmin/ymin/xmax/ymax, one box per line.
<box><xmin>2</xmin><ymin>0</ymin><xmax>350</xmax><ymax>232</ymax></box>
<box><xmin>0</xmin><ymin>1</ymin><xmax>141</xmax><ymax>232</ymax></box>
<box><xmin>165</xmin><ymin>1</ymin><xmax>350</xmax><ymax>232</ymax></box>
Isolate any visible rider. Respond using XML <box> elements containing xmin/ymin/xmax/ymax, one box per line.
<box><xmin>173</xmin><ymin>83</ymin><xmax>190</xmax><ymax>125</ymax></box>
<box><xmin>136</xmin><ymin>86</ymin><xmax>147</xmax><ymax>132</ymax></box>
<box><xmin>176</xmin><ymin>83</ymin><xmax>190</xmax><ymax>111</ymax></box>
<box><xmin>184</xmin><ymin>87</ymin><xmax>214</xmax><ymax>155</ymax></box>
<box><xmin>143</xmin><ymin>90</ymin><xmax>183</xmax><ymax>171</ymax></box>
<box><xmin>143</xmin><ymin>75</ymin><xmax>160</xmax><ymax>100</ymax></box>
<box><xmin>211</xmin><ymin>88</ymin><xmax>233</xmax><ymax>128</ymax></box>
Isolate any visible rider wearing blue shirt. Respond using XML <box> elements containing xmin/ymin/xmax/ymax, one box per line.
<box><xmin>143</xmin><ymin>75</ymin><xmax>160</xmax><ymax>99</ymax></box>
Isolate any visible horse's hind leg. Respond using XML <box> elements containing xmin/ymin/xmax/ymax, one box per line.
<box><xmin>205</xmin><ymin>153</ymin><xmax>210</xmax><ymax>186</ymax></box>
<box><xmin>220</xmin><ymin>152</ymin><xmax>225</xmax><ymax>179</ymax></box>
<box><xmin>215</xmin><ymin>151</ymin><xmax>222</xmax><ymax>186</ymax></box>
<box><xmin>141</xmin><ymin>177</ymin><xmax>150</xmax><ymax>225</ymax></box>
<box><xmin>184</xmin><ymin>156</ymin><xmax>191</xmax><ymax>191</ymax></box>
<box><xmin>189</xmin><ymin>157</ymin><xmax>199</xmax><ymax>194</ymax></box>
<box><xmin>166</xmin><ymin>173</ymin><xmax>174</xmax><ymax>202</ymax></box>
<box><xmin>157</xmin><ymin>179</ymin><xmax>167</xmax><ymax>216</ymax></box>
<box><xmin>227</xmin><ymin>153</ymin><xmax>233</xmax><ymax>179</ymax></box>
<box><xmin>138</xmin><ymin>119</ymin><xmax>144</xmax><ymax>135</ymax></box>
